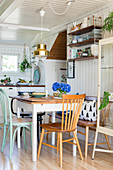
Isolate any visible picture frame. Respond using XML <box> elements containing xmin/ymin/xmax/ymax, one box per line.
<box><xmin>67</xmin><ymin>60</ymin><xmax>75</xmax><ymax>78</ymax></box>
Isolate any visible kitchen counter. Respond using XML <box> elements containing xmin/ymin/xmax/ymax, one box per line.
<box><xmin>0</xmin><ymin>84</ymin><xmax>45</xmax><ymax>120</ymax></box>
<box><xmin>0</xmin><ymin>85</ymin><xmax>45</xmax><ymax>87</ymax></box>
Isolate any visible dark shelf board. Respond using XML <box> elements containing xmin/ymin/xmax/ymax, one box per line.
<box><xmin>68</xmin><ymin>39</ymin><xmax>100</xmax><ymax>47</ymax></box>
<box><xmin>68</xmin><ymin>56</ymin><xmax>104</xmax><ymax>61</ymax></box>
<box><xmin>60</xmin><ymin>68</ymin><xmax>67</xmax><ymax>70</ymax></box>
<box><xmin>68</xmin><ymin>25</ymin><xmax>102</xmax><ymax>36</ymax></box>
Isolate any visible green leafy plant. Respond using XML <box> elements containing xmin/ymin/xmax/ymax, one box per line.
<box><xmin>17</xmin><ymin>78</ymin><xmax>32</xmax><ymax>84</ymax></box>
<box><xmin>18</xmin><ymin>78</ymin><xmax>27</xmax><ymax>83</ymax></box>
<box><xmin>20</xmin><ymin>45</ymin><xmax>32</xmax><ymax>72</ymax></box>
<box><xmin>99</xmin><ymin>91</ymin><xmax>111</xmax><ymax>110</ymax></box>
<box><xmin>103</xmin><ymin>12</ymin><xmax>113</xmax><ymax>32</ymax></box>
<box><xmin>0</xmin><ymin>75</ymin><xmax>11</xmax><ymax>84</ymax></box>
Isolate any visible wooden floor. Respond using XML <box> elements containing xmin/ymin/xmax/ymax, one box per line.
<box><xmin>0</xmin><ymin>128</ymin><xmax>113</xmax><ymax>170</ymax></box>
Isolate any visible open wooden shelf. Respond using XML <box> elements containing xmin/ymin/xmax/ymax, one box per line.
<box><xmin>68</xmin><ymin>25</ymin><xmax>102</xmax><ymax>36</ymax></box>
<box><xmin>60</xmin><ymin>68</ymin><xmax>67</xmax><ymax>70</ymax></box>
<box><xmin>68</xmin><ymin>39</ymin><xmax>100</xmax><ymax>47</ymax></box>
<box><xmin>68</xmin><ymin>56</ymin><xmax>104</xmax><ymax>61</ymax></box>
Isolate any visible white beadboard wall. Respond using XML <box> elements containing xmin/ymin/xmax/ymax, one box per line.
<box><xmin>0</xmin><ymin>44</ymin><xmax>31</xmax><ymax>83</ymax></box>
<box><xmin>0</xmin><ymin>35</ymin><xmax>66</xmax><ymax>89</ymax></box>
<box><xmin>67</xmin><ymin>5</ymin><xmax>113</xmax><ymax>148</ymax></box>
<box><xmin>68</xmin><ymin>59</ymin><xmax>98</xmax><ymax>95</ymax></box>
<box><xmin>45</xmin><ymin>60</ymin><xmax>66</xmax><ymax>95</ymax></box>
<box><xmin>67</xmin><ymin>5</ymin><xmax>113</xmax><ymax>97</ymax></box>
<box><xmin>33</xmin><ymin>31</ymin><xmax>67</xmax><ymax>93</ymax></box>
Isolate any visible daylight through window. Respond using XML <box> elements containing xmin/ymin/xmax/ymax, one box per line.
<box><xmin>2</xmin><ymin>54</ymin><xmax>18</xmax><ymax>72</ymax></box>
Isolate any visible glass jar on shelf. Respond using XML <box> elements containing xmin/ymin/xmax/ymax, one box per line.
<box><xmin>87</xmin><ymin>16</ymin><xmax>102</xmax><ymax>27</ymax></box>
<box><xmin>87</xmin><ymin>16</ymin><xmax>95</xmax><ymax>26</ymax></box>
<box><xmin>95</xmin><ymin>17</ymin><xmax>102</xmax><ymax>26</ymax></box>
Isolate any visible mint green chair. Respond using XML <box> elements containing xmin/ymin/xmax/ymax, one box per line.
<box><xmin>0</xmin><ymin>89</ymin><xmax>32</xmax><ymax>158</ymax></box>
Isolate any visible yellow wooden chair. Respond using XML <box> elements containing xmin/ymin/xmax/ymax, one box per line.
<box><xmin>37</xmin><ymin>94</ymin><xmax>86</xmax><ymax>167</ymax></box>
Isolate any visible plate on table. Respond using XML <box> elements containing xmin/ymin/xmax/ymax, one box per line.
<box><xmin>30</xmin><ymin>92</ymin><xmax>46</xmax><ymax>98</ymax></box>
<box><xmin>54</xmin><ymin>97</ymin><xmax>62</xmax><ymax>99</ymax></box>
<box><xmin>18</xmin><ymin>91</ymin><xmax>34</xmax><ymax>96</ymax></box>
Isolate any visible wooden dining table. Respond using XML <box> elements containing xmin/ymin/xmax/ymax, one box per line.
<box><xmin>9</xmin><ymin>95</ymin><xmax>77</xmax><ymax>162</ymax></box>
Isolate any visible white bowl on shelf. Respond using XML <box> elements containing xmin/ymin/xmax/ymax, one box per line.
<box><xmin>17</xmin><ymin>83</ymin><xmax>29</xmax><ymax>85</ymax></box>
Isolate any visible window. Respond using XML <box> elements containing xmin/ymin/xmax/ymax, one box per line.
<box><xmin>2</xmin><ymin>54</ymin><xmax>18</xmax><ymax>72</ymax></box>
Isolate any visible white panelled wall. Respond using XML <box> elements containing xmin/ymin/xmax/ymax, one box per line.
<box><xmin>0</xmin><ymin>43</ymin><xmax>66</xmax><ymax>87</ymax></box>
<box><xmin>68</xmin><ymin>59</ymin><xmax>98</xmax><ymax>95</ymax></box>
<box><xmin>0</xmin><ymin>44</ymin><xmax>31</xmax><ymax>83</ymax></box>
<box><xmin>67</xmin><ymin>5</ymin><xmax>113</xmax><ymax>149</ymax></box>
<box><xmin>32</xmin><ymin>29</ymin><xmax>67</xmax><ymax>94</ymax></box>
<box><xmin>45</xmin><ymin>60</ymin><xmax>66</xmax><ymax>95</ymax></box>
<box><xmin>0</xmin><ymin>0</ymin><xmax>113</xmax><ymax>149</ymax></box>
<box><xmin>67</xmin><ymin>5</ymin><xmax>113</xmax><ymax>97</ymax></box>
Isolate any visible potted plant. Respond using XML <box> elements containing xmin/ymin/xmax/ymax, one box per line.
<box><xmin>52</xmin><ymin>82</ymin><xmax>71</xmax><ymax>97</ymax></box>
<box><xmin>20</xmin><ymin>45</ymin><xmax>32</xmax><ymax>72</ymax></box>
<box><xmin>103</xmin><ymin>12</ymin><xmax>113</xmax><ymax>32</ymax></box>
<box><xmin>0</xmin><ymin>75</ymin><xmax>11</xmax><ymax>85</ymax></box>
<box><xmin>16</xmin><ymin>78</ymin><xmax>32</xmax><ymax>85</ymax></box>
<box><xmin>99</xmin><ymin>91</ymin><xmax>111</xmax><ymax>110</ymax></box>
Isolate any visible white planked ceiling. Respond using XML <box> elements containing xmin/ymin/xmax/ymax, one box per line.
<box><xmin>0</xmin><ymin>0</ymin><xmax>112</xmax><ymax>46</ymax></box>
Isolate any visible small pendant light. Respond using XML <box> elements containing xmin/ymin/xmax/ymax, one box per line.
<box><xmin>33</xmin><ymin>9</ymin><xmax>49</xmax><ymax>57</ymax></box>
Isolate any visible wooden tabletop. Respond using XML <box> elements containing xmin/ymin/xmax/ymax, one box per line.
<box><xmin>9</xmin><ymin>96</ymin><xmax>63</xmax><ymax>104</ymax></box>
<box><xmin>0</xmin><ymin>85</ymin><xmax>45</xmax><ymax>87</ymax></box>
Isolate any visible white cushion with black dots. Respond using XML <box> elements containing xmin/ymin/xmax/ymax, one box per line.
<box><xmin>79</xmin><ymin>100</ymin><xmax>97</xmax><ymax>121</ymax></box>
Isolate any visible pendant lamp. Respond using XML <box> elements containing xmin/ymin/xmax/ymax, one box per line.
<box><xmin>33</xmin><ymin>9</ymin><xmax>49</xmax><ymax>57</ymax></box>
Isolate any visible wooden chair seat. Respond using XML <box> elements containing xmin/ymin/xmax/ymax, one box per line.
<box><xmin>11</xmin><ymin>98</ymin><xmax>45</xmax><ymax>142</ymax></box>
<box><xmin>47</xmin><ymin>104</ymin><xmax>111</xmax><ymax>159</ymax></box>
<box><xmin>40</xmin><ymin>122</ymin><xmax>74</xmax><ymax>132</ymax></box>
<box><xmin>78</xmin><ymin>120</ymin><xmax>96</xmax><ymax>127</ymax></box>
<box><xmin>0</xmin><ymin>89</ymin><xmax>32</xmax><ymax>158</ymax></box>
<box><xmin>40</xmin><ymin>122</ymin><xmax>61</xmax><ymax>131</ymax></box>
<box><xmin>11</xmin><ymin>118</ymin><xmax>32</xmax><ymax>124</ymax></box>
<box><xmin>38</xmin><ymin>94</ymin><xmax>86</xmax><ymax>167</ymax></box>
<box><xmin>77</xmin><ymin>122</ymin><xmax>111</xmax><ymax>158</ymax></box>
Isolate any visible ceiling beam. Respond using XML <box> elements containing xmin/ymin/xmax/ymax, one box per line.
<box><xmin>0</xmin><ymin>23</ymin><xmax>50</xmax><ymax>31</ymax></box>
<box><xmin>0</xmin><ymin>0</ymin><xmax>25</xmax><ymax>23</ymax></box>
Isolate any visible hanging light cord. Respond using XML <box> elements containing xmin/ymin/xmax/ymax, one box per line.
<box><xmin>40</xmin><ymin>9</ymin><xmax>45</xmax><ymax>43</ymax></box>
<box><xmin>49</xmin><ymin>1</ymin><xmax>71</xmax><ymax>16</ymax></box>
<box><xmin>41</xmin><ymin>15</ymin><xmax>43</xmax><ymax>43</ymax></box>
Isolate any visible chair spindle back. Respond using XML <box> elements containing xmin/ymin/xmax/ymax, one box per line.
<box><xmin>0</xmin><ymin>88</ymin><xmax>12</xmax><ymax>125</ymax></box>
<box><xmin>61</xmin><ymin>94</ymin><xmax>86</xmax><ymax>131</ymax></box>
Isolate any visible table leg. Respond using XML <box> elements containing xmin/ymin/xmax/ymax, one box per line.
<box><xmin>37</xmin><ymin>115</ymin><xmax>40</xmax><ymax>143</ymax></box>
<box><xmin>85</xmin><ymin>126</ymin><xmax>89</xmax><ymax>158</ymax></box>
<box><xmin>52</xmin><ymin>111</ymin><xmax>55</xmax><ymax>145</ymax></box>
<box><xmin>73</xmin><ymin>130</ymin><xmax>76</xmax><ymax>156</ymax></box>
<box><xmin>17</xmin><ymin>107</ymin><xmax>21</xmax><ymax>148</ymax></box>
<box><xmin>32</xmin><ymin>104</ymin><xmax>37</xmax><ymax>162</ymax></box>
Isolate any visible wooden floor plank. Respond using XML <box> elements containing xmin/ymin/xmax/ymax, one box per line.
<box><xmin>0</xmin><ymin>128</ymin><xmax>113</xmax><ymax>170</ymax></box>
